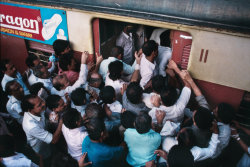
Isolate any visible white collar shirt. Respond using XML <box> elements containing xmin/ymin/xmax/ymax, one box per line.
<box><xmin>62</xmin><ymin>124</ymin><xmax>88</xmax><ymax>161</ymax></box>
<box><xmin>6</xmin><ymin>96</ymin><xmax>23</xmax><ymax>124</ymax></box>
<box><xmin>71</xmin><ymin>102</ymin><xmax>86</xmax><ymax>117</ymax></box>
<box><xmin>22</xmin><ymin>112</ymin><xmax>52</xmax><ymax>158</ymax></box>
<box><xmin>107</xmin><ymin>100</ymin><xmax>123</xmax><ymax>113</ymax></box>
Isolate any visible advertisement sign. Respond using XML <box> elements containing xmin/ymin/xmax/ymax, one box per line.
<box><xmin>0</xmin><ymin>2</ymin><xmax>68</xmax><ymax>45</ymax></box>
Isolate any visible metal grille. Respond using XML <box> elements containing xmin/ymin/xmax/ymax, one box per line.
<box><xmin>181</xmin><ymin>44</ymin><xmax>191</xmax><ymax>70</ymax></box>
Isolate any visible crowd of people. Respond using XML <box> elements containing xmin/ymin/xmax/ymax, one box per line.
<box><xmin>0</xmin><ymin>25</ymin><xmax>249</xmax><ymax>167</ymax></box>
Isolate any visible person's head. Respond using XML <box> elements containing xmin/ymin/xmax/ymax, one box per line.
<box><xmin>51</xmin><ymin>152</ymin><xmax>78</xmax><ymax>167</ymax></box>
<box><xmin>53</xmin><ymin>39</ymin><xmax>71</xmax><ymax>56</ymax></box>
<box><xmin>85</xmin><ymin>103</ymin><xmax>104</xmax><ymax>120</ymax></box>
<box><xmin>63</xmin><ymin>108</ymin><xmax>82</xmax><ymax>129</ymax></box>
<box><xmin>126</xmin><ymin>82</ymin><xmax>143</xmax><ymax>104</ymax></box>
<box><xmin>193</xmin><ymin>107</ymin><xmax>213</xmax><ymax>130</ymax></box>
<box><xmin>71</xmin><ymin>88</ymin><xmax>87</xmax><ymax>106</ymax></box>
<box><xmin>21</xmin><ymin>95</ymin><xmax>46</xmax><ymax>116</ymax></box>
<box><xmin>135</xmin><ymin>111</ymin><xmax>152</xmax><ymax>134</ymax></box>
<box><xmin>5</xmin><ymin>80</ymin><xmax>24</xmax><ymax>100</ymax></box>
<box><xmin>213</xmin><ymin>103</ymin><xmax>235</xmax><ymax>124</ymax></box>
<box><xmin>86</xmin><ymin>118</ymin><xmax>106</xmax><ymax>141</ymax></box>
<box><xmin>111</xmin><ymin>46</ymin><xmax>124</xmax><ymax>60</ymax></box>
<box><xmin>160</xmin><ymin>30</ymin><xmax>171</xmax><ymax>47</ymax></box>
<box><xmin>25</xmin><ymin>53</ymin><xmax>40</xmax><ymax>68</ymax></box>
<box><xmin>142</xmin><ymin>40</ymin><xmax>158</xmax><ymax>58</ymax></box>
<box><xmin>160</xmin><ymin>87</ymin><xmax>178</xmax><ymax>107</ymax></box>
<box><xmin>152</xmin><ymin>75</ymin><xmax>165</xmax><ymax>94</ymax></box>
<box><xmin>0</xmin><ymin>59</ymin><xmax>17</xmax><ymax>77</ymax></box>
<box><xmin>0</xmin><ymin>135</ymin><xmax>15</xmax><ymax>157</ymax></box>
<box><xmin>123</xmin><ymin>24</ymin><xmax>135</xmax><ymax>34</ymax></box>
<box><xmin>121</xmin><ymin>111</ymin><xmax>136</xmax><ymax>129</ymax></box>
<box><xmin>33</xmin><ymin>64</ymin><xmax>50</xmax><ymax>79</ymax></box>
<box><xmin>108</xmin><ymin>60</ymin><xmax>123</xmax><ymax>81</ymax></box>
<box><xmin>46</xmin><ymin>95</ymin><xmax>66</xmax><ymax>113</ymax></box>
<box><xmin>59</xmin><ymin>53</ymin><xmax>77</xmax><ymax>71</ymax></box>
<box><xmin>52</xmin><ymin>74</ymin><xmax>70</xmax><ymax>91</ymax></box>
<box><xmin>100</xmin><ymin>86</ymin><xmax>115</xmax><ymax>104</ymax></box>
<box><xmin>177</xmin><ymin>128</ymin><xmax>194</xmax><ymax>149</ymax></box>
<box><xmin>88</xmin><ymin>72</ymin><xmax>103</xmax><ymax>88</ymax></box>
<box><xmin>29</xmin><ymin>82</ymin><xmax>49</xmax><ymax>100</ymax></box>
<box><xmin>168</xmin><ymin>145</ymin><xmax>194</xmax><ymax>167</ymax></box>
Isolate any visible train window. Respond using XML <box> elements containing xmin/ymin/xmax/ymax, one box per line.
<box><xmin>95</xmin><ymin>18</ymin><xmax>193</xmax><ymax>70</ymax></box>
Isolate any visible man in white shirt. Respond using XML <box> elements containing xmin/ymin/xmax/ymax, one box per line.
<box><xmin>1</xmin><ymin>59</ymin><xmax>30</xmax><ymax>95</ymax></box>
<box><xmin>116</xmin><ymin>24</ymin><xmax>135</xmax><ymax>65</ymax></box>
<box><xmin>62</xmin><ymin>108</ymin><xmax>88</xmax><ymax>161</ymax></box>
<box><xmin>5</xmin><ymin>80</ymin><xmax>24</xmax><ymax>124</ymax></box>
<box><xmin>22</xmin><ymin>95</ymin><xmax>63</xmax><ymax>161</ymax></box>
<box><xmin>99</xmin><ymin>46</ymin><xmax>135</xmax><ymax>81</ymax></box>
<box><xmin>50</xmin><ymin>51</ymin><xmax>88</xmax><ymax>101</ymax></box>
<box><xmin>139</xmin><ymin>40</ymin><xmax>159</xmax><ymax>89</ymax></box>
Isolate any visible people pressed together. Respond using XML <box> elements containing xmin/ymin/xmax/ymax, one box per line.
<box><xmin>0</xmin><ymin>27</ymin><xmax>248</xmax><ymax>167</ymax></box>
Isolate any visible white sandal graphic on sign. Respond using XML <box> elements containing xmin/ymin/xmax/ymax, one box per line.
<box><xmin>42</xmin><ymin>14</ymin><xmax>62</xmax><ymax>40</ymax></box>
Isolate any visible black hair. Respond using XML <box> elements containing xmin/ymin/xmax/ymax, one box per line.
<box><xmin>177</xmin><ymin>128</ymin><xmax>194</xmax><ymax>149</ymax></box>
<box><xmin>108</xmin><ymin>60</ymin><xmax>123</xmax><ymax>81</ymax></box>
<box><xmin>217</xmin><ymin>103</ymin><xmax>235</xmax><ymax>124</ymax></box>
<box><xmin>168</xmin><ymin>145</ymin><xmax>194</xmax><ymax>167</ymax></box>
<box><xmin>152</xmin><ymin>75</ymin><xmax>165</xmax><ymax>94</ymax></box>
<box><xmin>100</xmin><ymin>86</ymin><xmax>115</xmax><ymax>104</ymax></box>
<box><xmin>29</xmin><ymin>82</ymin><xmax>44</xmax><ymax>94</ymax></box>
<box><xmin>53</xmin><ymin>39</ymin><xmax>70</xmax><ymax>56</ymax></box>
<box><xmin>121</xmin><ymin>111</ymin><xmax>136</xmax><ymax>129</ymax></box>
<box><xmin>126</xmin><ymin>82</ymin><xmax>143</xmax><ymax>104</ymax></box>
<box><xmin>63</xmin><ymin>108</ymin><xmax>81</xmax><ymax>129</ymax></box>
<box><xmin>46</xmin><ymin>95</ymin><xmax>61</xmax><ymax>111</ymax></box>
<box><xmin>194</xmin><ymin>107</ymin><xmax>213</xmax><ymax>130</ymax></box>
<box><xmin>111</xmin><ymin>46</ymin><xmax>124</xmax><ymax>58</ymax></box>
<box><xmin>0</xmin><ymin>59</ymin><xmax>10</xmax><ymax>72</ymax></box>
<box><xmin>135</xmin><ymin>111</ymin><xmax>152</xmax><ymax>134</ymax></box>
<box><xmin>59</xmin><ymin>52</ymin><xmax>74</xmax><ymax>71</ymax></box>
<box><xmin>0</xmin><ymin>135</ymin><xmax>15</xmax><ymax>157</ymax></box>
<box><xmin>25</xmin><ymin>53</ymin><xmax>39</xmax><ymax>68</ymax></box>
<box><xmin>21</xmin><ymin>94</ymin><xmax>37</xmax><ymax>112</ymax></box>
<box><xmin>71</xmin><ymin>88</ymin><xmax>86</xmax><ymax>106</ymax></box>
<box><xmin>5</xmin><ymin>80</ymin><xmax>18</xmax><ymax>96</ymax></box>
<box><xmin>52</xmin><ymin>75</ymin><xmax>65</xmax><ymax>91</ymax></box>
<box><xmin>142</xmin><ymin>40</ymin><xmax>158</xmax><ymax>57</ymax></box>
<box><xmin>160</xmin><ymin>87</ymin><xmax>178</xmax><ymax>106</ymax></box>
<box><xmin>33</xmin><ymin>64</ymin><xmax>45</xmax><ymax>78</ymax></box>
<box><xmin>85</xmin><ymin>103</ymin><xmax>105</xmax><ymax>120</ymax></box>
<box><xmin>86</xmin><ymin>118</ymin><xmax>105</xmax><ymax>141</ymax></box>
<box><xmin>51</xmin><ymin>152</ymin><xmax>78</xmax><ymax>167</ymax></box>
<box><xmin>160</xmin><ymin>30</ymin><xmax>171</xmax><ymax>47</ymax></box>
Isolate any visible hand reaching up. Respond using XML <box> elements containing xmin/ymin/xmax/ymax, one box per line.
<box><xmin>135</xmin><ymin>51</ymin><xmax>142</xmax><ymax>65</ymax></box>
<box><xmin>81</xmin><ymin>51</ymin><xmax>89</xmax><ymax>64</ymax></box>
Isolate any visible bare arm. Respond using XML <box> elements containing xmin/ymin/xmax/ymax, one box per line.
<box><xmin>130</xmin><ymin>51</ymin><xmax>142</xmax><ymax>82</ymax></box>
<box><xmin>51</xmin><ymin>119</ymin><xmax>63</xmax><ymax>144</ymax></box>
<box><xmin>92</xmin><ymin>52</ymin><xmax>103</xmax><ymax>73</ymax></box>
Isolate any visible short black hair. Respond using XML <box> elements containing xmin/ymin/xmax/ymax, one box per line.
<box><xmin>217</xmin><ymin>103</ymin><xmax>235</xmax><ymax>124</ymax></box>
<box><xmin>100</xmin><ymin>86</ymin><xmax>115</xmax><ymax>104</ymax></box>
<box><xmin>194</xmin><ymin>107</ymin><xmax>213</xmax><ymax>130</ymax></box>
<box><xmin>0</xmin><ymin>59</ymin><xmax>10</xmax><ymax>72</ymax></box>
<box><xmin>108</xmin><ymin>60</ymin><xmax>123</xmax><ymax>81</ymax></box>
<box><xmin>51</xmin><ymin>152</ymin><xmax>78</xmax><ymax>167</ymax></box>
<box><xmin>71</xmin><ymin>88</ymin><xmax>86</xmax><ymax>106</ymax></box>
<box><xmin>135</xmin><ymin>111</ymin><xmax>152</xmax><ymax>134</ymax></box>
<box><xmin>29</xmin><ymin>82</ymin><xmax>45</xmax><ymax>95</ymax></box>
<box><xmin>59</xmin><ymin>52</ymin><xmax>74</xmax><ymax>71</ymax></box>
<box><xmin>111</xmin><ymin>46</ymin><xmax>124</xmax><ymax>58</ymax></box>
<box><xmin>86</xmin><ymin>118</ymin><xmax>105</xmax><ymax>141</ymax></box>
<box><xmin>142</xmin><ymin>40</ymin><xmax>158</xmax><ymax>57</ymax></box>
<box><xmin>33</xmin><ymin>64</ymin><xmax>45</xmax><ymax>78</ymax></box>
<box><xmin>25</xmin><ymin>53</ymin><xmax>39</xmax><ymax>68</ymax></box>
<box><xmin>85</xmin><ymin>103</ymin><xmax>104</xmax><ymax>119</ymax></box>
<box><xmin>152</xmin><ymin>75</ymin><xmax>165</xmax><ymax>94</ymax></box>
<box><xmin>168</xmin><ymin>145</ymin><xmax>194</xmax><ymax>167</ymax></box>
<box><xmin>160</xmin><ymin>30</ymin><xmax>171</xmax><ymax>47</ymax></box>
<box><xmin>0</xmin><ymin>135</ymin><xmax>15</xmax><ymax>157</ymax></box>
<box><xmin>5</xmin><ymin>80</ymin><xmax>18</xmax><ymax>96</ymax></box>
<box><xmin>21</xmin><ymin>94</ymin><xmax>37</xmax><ymax>112</ymax></box>
<box><xmin>53</xmin><ymin>39</ymin><xmax>70</xmax><ymax>56</ymax></box>
<box><xmin>177</xmin><ymin>128</ymin><xmax>194</xmax><ymax>149</ymax></box>
<box><xmin>126</xmin><ymin>82</ymin><xmax>143</xmax><ymax>104</ymax></box>
<box><xmin>121</xmin><ymin>111</ymin><xmax>136</xmax><ymax>129</ymax></box>
<box><xmin>46</xmin><ymin>95</ymin><xmax>61</xmax><ymax>111</ymax></box>
<box><xmin>160</xmin><ymin>87</ymin><xmax>178</xmax><ymax>106</ymax></box>
<box><xmin>63</xmin><ymin>108</ymin><xmax>81</xmax><ymax>129</ymax></box>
